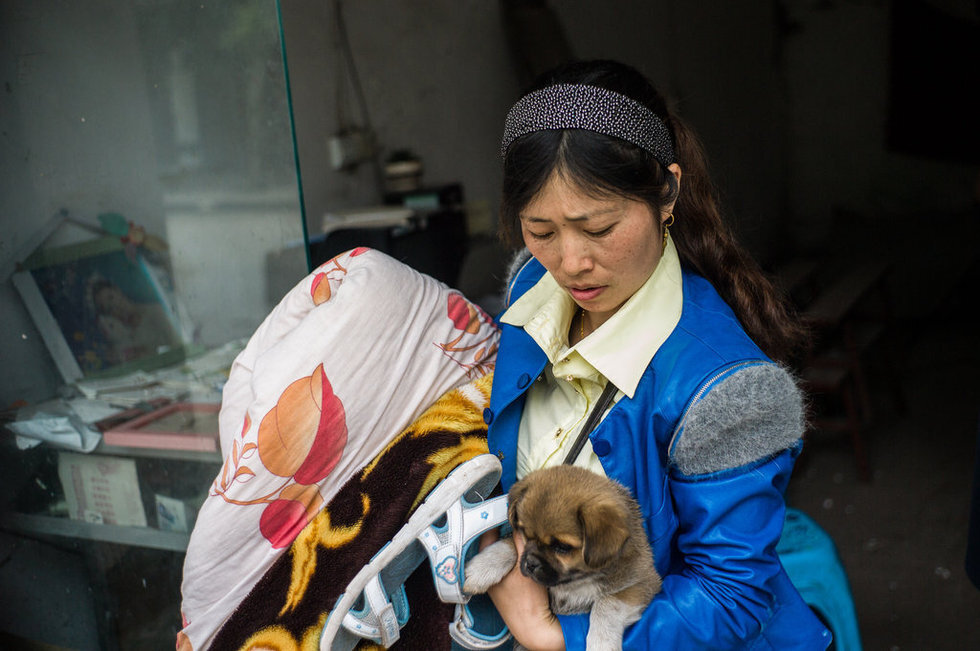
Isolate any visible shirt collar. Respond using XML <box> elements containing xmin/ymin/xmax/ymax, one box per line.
<box><xmin>500</xmin><ymin>236</ymin><xmax>683</xmax><ymax>398</ymax></box>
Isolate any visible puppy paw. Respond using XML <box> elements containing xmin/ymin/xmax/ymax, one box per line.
<box><xmin>463</xmin><ymin>539</ymin><xmax>517</xmax><ymax>594</ymax></box>
<box><xmin>584</xmin><ymin>598</ymin><xmax>637</xmax><ymax>650</ymax></box>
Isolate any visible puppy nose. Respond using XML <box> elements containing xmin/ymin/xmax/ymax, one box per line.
<box><xmin>521</xmin><ymin>553</ymin><xmax>541</xmax><ymax>577</ymax></box>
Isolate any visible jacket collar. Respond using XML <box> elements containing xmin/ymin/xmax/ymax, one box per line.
<box><xmin>497</xmin><ymin>237</ymin><xmax>682</xmax><ymax>398</ymax></box>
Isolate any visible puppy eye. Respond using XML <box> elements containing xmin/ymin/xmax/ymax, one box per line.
<box><xmin>550</xmin><ymin>541</ymin><xmax>573</xmax><ymax>555</ymax></box>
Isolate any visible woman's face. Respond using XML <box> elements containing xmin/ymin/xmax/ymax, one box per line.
<box><xmin>520</xmin><ymin>171</ymin><xmax>675</xmax><ymax>330</ymax></box>
<box><xmin>94</xmin><ymin>285</ymin><xmax>129</xmax><ymax>318</ymax></box>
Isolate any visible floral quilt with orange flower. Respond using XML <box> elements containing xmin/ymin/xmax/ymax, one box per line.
<box><xmin>178</xmin><ymin>248</ymin><xmax>499</xmax><ymax>650</ymax></box>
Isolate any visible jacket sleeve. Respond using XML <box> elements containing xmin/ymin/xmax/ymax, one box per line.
<box><xmin>557</xmin><ymin>364</ymin><xmax>815</xmax><ymax>649</ymax></box>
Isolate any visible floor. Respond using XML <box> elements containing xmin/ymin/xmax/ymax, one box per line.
<box><xmin>785</xmin><ymin>263</ymin><xmax>980</xmax><ymax>650</ymax></box>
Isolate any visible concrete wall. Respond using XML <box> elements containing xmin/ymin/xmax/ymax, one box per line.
<box><xmin>279</xmin><ymin>0</ymin><xmax>980</xmax><ymax>319</ymax></box>
<box><xmin>3</xmin><ymin>0</ymin><xmax>979</xmax><ymax>406</ymax></box>
<box><xmin>554</xmin><ymin>1</ymin><xmax>789</xmax><ymax>258</ymax></box>
<box><xmin>278</xmin><ymin>0</ymin><xmax>517</xmax><ymax>239</ymax></box>
<box><xmin>279</xmin><ymin>0</ymin><xmax>788</xmax><ymax>256</ymax></box>
<box><xmin>281</xmin><ymin>0</ymin><xmax>979</xmax><ymax>258</ymax></box>
<box><xmin>781</xmin><ymin>0</ymin><xmax>979</xmax><ymax>250</ymax></box>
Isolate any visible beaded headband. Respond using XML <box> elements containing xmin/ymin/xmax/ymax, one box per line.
<box><xmin>500</xmin><ymin>83</ymin><xmax>676</xmax><ymax>168</ymax></box>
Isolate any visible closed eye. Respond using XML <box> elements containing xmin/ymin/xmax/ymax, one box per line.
<box><xmin>550</xmin><ymin>540</ymin><xmax>573</xmax><ymax>555</ymax></box>
<box><xmin>584</xmin><ymin>225</ymin><xmax>613</xmax><ymax>238</ymax></box>
<box><xmin>525</xmin><ymin>230</ymin><xmax>554</xmax><ymax>241</ymax></box>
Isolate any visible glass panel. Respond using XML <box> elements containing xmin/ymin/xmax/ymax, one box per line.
<box><xmin>0</xmin><ymin>1</ymin><xmax>306</xmax><ymax>649</ymax></box>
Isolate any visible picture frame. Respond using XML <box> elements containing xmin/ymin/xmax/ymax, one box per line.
<box><xmin>102</xmin><ymin>403</ymin><xmax>220</xmax><ymax>452</ymax></box>
<box><xmin>13</xmin><ymin>236</ymin><xmax>191</xmax><ymax>384</ymax></box>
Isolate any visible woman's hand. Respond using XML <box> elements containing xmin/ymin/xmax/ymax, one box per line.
<box><xmin>485</xmin><ymin>530</ymin><xmax>566</xmax><ymax>651</ymax></box>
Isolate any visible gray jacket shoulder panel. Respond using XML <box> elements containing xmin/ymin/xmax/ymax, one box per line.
<box><xmin>669</xmin><ymin>363</ymin><xmax>805</xmax><ymax>476</ymax></box>
<box><xmin>503</xmin><ymin>248</ymin><xmax>533</xmax><ymax>307</ymax></box>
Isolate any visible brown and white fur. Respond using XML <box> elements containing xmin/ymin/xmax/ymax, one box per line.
<box><xmin>464</xmin><ymin>465</ymin><xmax>661</xmax><ymax>650</ymax></box>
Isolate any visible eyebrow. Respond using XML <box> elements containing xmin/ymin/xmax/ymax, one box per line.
<box><xmin>520</xmin><ymin>206</ymin><xmax>621</xmax><ymax>223</ymax></box>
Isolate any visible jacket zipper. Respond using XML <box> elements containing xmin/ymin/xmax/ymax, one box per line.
<box><xmin>668</xmin><ymin>359</ymin><xmax>767</xmax><ymax>454</ymax></box>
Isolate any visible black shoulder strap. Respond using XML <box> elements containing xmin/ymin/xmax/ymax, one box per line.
<box><xmin>562</xmin><ymin>381</ymin><xmax>619</xmax><ymax>466</ymax></box>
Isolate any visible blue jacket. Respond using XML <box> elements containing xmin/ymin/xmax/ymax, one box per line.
<box><xmin>484</xmin><ymin>257</ymin><xmax>831</xmax><ymax>650</ymax></box>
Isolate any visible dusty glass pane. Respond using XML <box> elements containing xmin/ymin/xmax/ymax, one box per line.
<box><xmin>0</xmin><ymin>1</ymin><xmax>306</xmax><ymax>649</ymax></box>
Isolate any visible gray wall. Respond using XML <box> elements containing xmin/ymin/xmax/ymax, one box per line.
<box><xmin>3</xmin><ymin>0</ymin><xmax>979</xmax><ymax>407</ymax></box>
<box><xmin>280</xmin><ymin>0</ymin><xmax>790</xmax><ymax>256</ymax></box>
<box><xmin>781</xmin><ymin>0</ymin><xmax>979</xmax><ymax>248</ymax></box>
<box><xmin>279</xmin><ymin>0</ymin><xmax>517</xmax><ymax>239</ymax></box>
<box><xmin>280</xmin><ymin>0</ymin><xmax>979</xmax><ymax>316</ymax></box>
<box><xmin>281</xmin><ymin>0</ymin><xmax>979</xmax><ymax>257</ymax></box>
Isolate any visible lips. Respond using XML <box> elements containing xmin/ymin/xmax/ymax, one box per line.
<box><xmin>568</xmin><ymin>286</ymin><xmax>605</xmax><ymax>302</ymax></box>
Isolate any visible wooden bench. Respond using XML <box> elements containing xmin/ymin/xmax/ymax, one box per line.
<box><xmin>780</xmin><ymin>258</ymin><xmax>894</xmax><ymax>481</ymax></box>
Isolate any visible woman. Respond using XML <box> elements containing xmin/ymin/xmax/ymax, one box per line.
<box><xmin>480</xmin><ymin>59</ymin><xmax>831</xmax><ymax>649</ymax></box>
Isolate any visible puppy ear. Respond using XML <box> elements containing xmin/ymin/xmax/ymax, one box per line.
<box><xmin>578</xmin><ymin>496</ymin><xmax>630</xmax><ymax>568</ymax></box>
<box><xmin>507</xmin><ymin>479</ymin><xmax>529</xmax><ymax>529</ymax></box>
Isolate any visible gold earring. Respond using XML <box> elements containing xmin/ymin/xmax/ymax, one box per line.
<box><xmin>662</xmin><ymin>213</ymin><xmax>674</xmax><ymax>249</ymax></box>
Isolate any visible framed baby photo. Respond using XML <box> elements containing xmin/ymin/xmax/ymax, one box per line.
<box><xmin>13</xmin><ymin>236</ymin><xmax>191</xmax><ymax>384</ymax></box>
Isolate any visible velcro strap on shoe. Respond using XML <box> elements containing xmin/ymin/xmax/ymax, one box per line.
<box><xmin>363</xmin><ymin>574</ymin><xmax>401</xmax><ymax>647</ymax></box>
<box><xmin>448</xmin><ymin>602</ymin><xmax>512</xmax><ymax>650</ymax></box>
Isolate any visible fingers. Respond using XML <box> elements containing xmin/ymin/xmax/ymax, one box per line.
<box><xmin>513</xmin><ymin>528</ymin><xmax>526</xmax><ymax>554</ymax></box>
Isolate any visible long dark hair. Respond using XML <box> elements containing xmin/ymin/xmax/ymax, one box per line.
<box><xmin>498</xmin><ymin>59</ymin><xmax>806</xmax><ymax>363</ymax></box>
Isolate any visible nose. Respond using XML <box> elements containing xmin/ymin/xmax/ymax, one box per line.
<box><xmin>520</xmin><ymin>552</ymin><xmax>541</xmax><ymax>578</ymax></box>
<box><xmin>558</xmin><ymin>234</ymin><xmax>593</xmax><ymax>277</ymax></box>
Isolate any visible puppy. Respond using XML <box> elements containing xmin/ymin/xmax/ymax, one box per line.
<box><xmin>464</xmin><ymin>465</ymin><xmax>661</xmax><ymax>650</ymax></box>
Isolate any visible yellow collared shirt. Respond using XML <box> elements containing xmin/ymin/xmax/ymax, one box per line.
<box><xmin>500</xmin><ymin>237</ymin><xmax>684</xmax><ymax>479</ymax></box>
